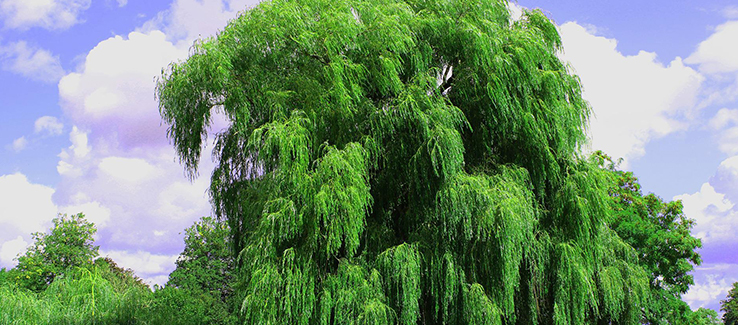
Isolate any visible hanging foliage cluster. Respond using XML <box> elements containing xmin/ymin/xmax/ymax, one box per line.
<box><xmin>158</xmin><ymin>0</ymin><xmax>651</xmax><ymax>323</ymax></box>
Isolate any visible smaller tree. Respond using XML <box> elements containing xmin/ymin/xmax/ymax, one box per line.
<box><xmin>168</xmin><ymin>216</ymin><xmax>234</xmax><ymax>297</ymax></box>
<box><xmin>594</xmin><ymin>152</ymin><xmax>702</xmax><ymax>324</ymax></box>
<box><xmin>723</xmin><ymin>282</ymin><xmax>738</xmax><ymax>325</ymax></box>
<box><xmin>688</xmin><ymin>307</ymin><xmax>722</xmax><ymax>325</ymax></box>
<box><xmin>12</xmin><ymin>213</ymin><xmax>99</xmax><ymax>291</ymax></box>
<box><xmin>148</xmin><ymin>216</ymin><xmax>237</xmax><ymax>325</ymax></box>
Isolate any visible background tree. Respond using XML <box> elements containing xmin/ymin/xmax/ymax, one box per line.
<box><xmin>723</xmin><ymin>282</ymin><xmax>738</xmax><ymax>325</ymax></box>
<box><xmin>158</xmin><ymin>0</ymin><xmax>650</xmax><ymax>323</ymax></box>
<box><xmin>595</xmin><ymin>153</ymin><xmax>703</xmax><ymax>324</ymax></box>
<box><xmin>167</xmin><ymin>216</ymin><xmax>234</xmax><ymax>298</ymax></box>
<box><xmin>147</xmin><ymin>216</ymin><xmax>237</xmax><ymax>325</ymax></box>
<box><xmin>1</xmin><ymin>214</ymin><xmax>152</xmax><ymax>324</ymax></box>
<box><xmin>11</xmin><ymin>213</ymin><xmax>99</xmax><ymax>291</ymax></box>
<box><xmin>688</xmin><ymin>308</ymin><xmax>722</xmax><ymax>325</ymax></box>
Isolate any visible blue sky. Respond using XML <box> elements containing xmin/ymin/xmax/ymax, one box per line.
<box><xmin>0</xmin><ymin>0</ymin><xmax>736</xmax><ymax>313</ymax></box>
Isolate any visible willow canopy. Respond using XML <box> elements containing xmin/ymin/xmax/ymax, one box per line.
<box><xmin>157</xmin><ymin>0</ymin><xmax>649</xmax><ymax>323</ymax></box>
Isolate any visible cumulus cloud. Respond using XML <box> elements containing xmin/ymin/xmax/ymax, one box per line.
<box><xmin>558</xmin><ymin>22</ymin><xmax>704</xmax><ymax>165</ymax></box>
<box><xmin>675</xmin><ymin>182</ymin><xmax>735</xmax><ymax>244</ymax></box>
<box><xmin>674</xmin><ymin>156</ymin><xmax>738</xmax><ymax>248</ymax></box>
<box><xmin>29</xmin><ymin>0</ymin><xmax>263</xmax><ymax>284</ymax></box>
<box><xmin>710</xmin><ymin>156</ymin><xmax>738</xmax><ymax>204</ymax></box>
<box><xmin>100</xmin><ymin>250</ymin><xmax>178</xmax><ymax>286</ymax></box>
<box><xmin>676</xmin><ymin>156</ymin><xmax>738</xmax><ymax>310</ymax></box>
<box><xmin>0</xmin><ymin>0</ymin><xmax>92</xmax><ymax>30</ymax></box>
<box><xmin>58</xmin><ymin>31</ymin><xmax>186</xmax><ymax>150</ymax></box>
<box><xmin>708</xmin><ymin>108</ymin><xmax>738</xmax><ymax>155</ymax></box>
<box><xmin>139</xmin><ymin>0</ymin><xmax>260</xmax><ymax>47</ymax></box>
<box><xmin>141</xmin><ymin>0</ymin><xmax>232</xmax><ymax>44</ymax></box>
<box><xmin>0</xmin><ymin>173</ymin><xmax>57</xmax><ymax>268</ymax></box>
<box><xmin>10</xmin><ymin>136</ymin><xmax>27</xmax><ymax>152</ymax></box>
<box><xmin>56</xmin><ymin>126</ymin><xmax>91</xmax><ymax>178</ymax></box>
<box><xmin>34</xmin><ymin>116</ymin><xmax>64</xmax><ymax>136</ymax></box>
<box><xmin>58</xmin><ymin>193</ymin><xmax>111</xmax><ymax>229</ymax></box>
<box><xmin>0</xmin><ymin>41</ymin><xmax>65</xmax><ymax>84</ymax></box>
<box><xmin>710</xmin><ymin>108</ymin><xmax>738</xmax><ymax>129</ymax></box>
<box><xmin>0</xmin><ymin>236</ymin><xmax>28</xmax><ymax>268</ymax></box>
<box><xmin>53</xmin><ymin>147</ymin><xmax>213</xmax><ymax>254</ymax></box>
<box><xmin>686</xmin><ymin>21</ymin><xmax>738</xmax><ymax>74</ymax></box>
<box><xmin>725</xmin><ymin>6</ymin><xmax>738</xmax><ymax>19</ymax></box>
<box><xmin>684</xmin><ymin>265</ymin><xmax>737</xmax><ymax>310</ymax></box>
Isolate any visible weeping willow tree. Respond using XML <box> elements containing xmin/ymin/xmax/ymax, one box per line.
<box><xmin>157</xmin><ymin>0</ymin><xmax>650</xmax><ymax>323</ymax></box>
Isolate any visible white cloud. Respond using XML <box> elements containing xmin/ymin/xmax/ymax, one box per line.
<box><xmin>54</xmin><ymin>147</ymin><xmax>213</xmax><ymax>251</ymax></box>
<box><xmin>0</xmin><ymin>0</ymin><xmax>92</xmax><ymax>30</ymax></box>
<box><xmin>677</xmin><ymin>156</ymin><xmax>738</xmax><ymax>311</ymax></box>
<box><xmin>34</xmin><ymin>116</ymin><xmax>64</xmax><ymax>136</ymax></box>
<box><xmin>683</xmin><ymin>270</ymin><xmax>735</xmax><ymax>310</ymax></box>
<box><xmin>708</xmin><ymin>108</ymin><xmax>738</xmax><ymax>155</ymax></box>
<box><xmin>100</xmin><ymin>250</ymin><xmax>178</xmax><ymax>285</ymax></box>
<box><xmin>716</xmin><ymin>127</ymin><xmax>738</xmax><ymax>155</ymax></box>
<box><xmin>116</xmin><ymin>0</ymin><xmax>127</xmax><ymax>7</ymax></box>
<box><xmin>710</xmin><ymin>156</ymin><xmax>738</xmax><ymax>204</ymax></box>
<box><xmin>0</xmin><ymin>173</ymin><xmax>57</xmax><ymax>268</ymax></box>
<box><xmin>139</xmin><ymin>0</ymin><xmax>261</xmax><ymax>46</ymax></box>
<box><xmin>58</xmin><ymin>31</ymin><xmax>186</xmax><ymax>149</ymax></box>
<box><xmin>674</xmin><ymin>157</ymin><xmax>738</xmax><ymax>312</ymax></box>
<box><xmin>725</xmin><ymin>6</ymin><xmax>738</xmax><ymax>19</ymax></box>
<box><xmin>710</xmin><ymin>108</ymin><xmax>738</xmax><ymax>130</ymax></box>
<box><xmin>507</xmin><ymin>2</ymin><xmax>523</xmax><ymax>21</ymax></box>
<box><xmin>59</xmin><ymin>195</ymin><xmax>111</xmax><ymax>229</ymax></box>
<box><xmin>0</xmin><ymin>0</ymin><xmax>257</xmax><ymax>277</ymax></box>
<box><xmin>0</xmin><ymin>173</ymin><xmax>57</xmax><ymax>234</ymax></box>
<box><xmin>98</xmin><ymin>157</ymin><xmax>160</xmax><ymax>184</ymax></box>
<box><xmin>11</xmin><ymin>136</ymin><xmax>27</xmax><ymax>152</ymax></box>
<box><xmin>0</xmin><ymin>41</ymin><xmax>65</xmax><ymax>83</ymax></box>
<box><xmin>558</xmin><ymin>22</ymin><xmax>704</xmax><ymax>165</ymax></box>
<box><xmin>675</xmin><ymin>182</ymin><xmax>735</xmax><ymax>244</ymax></box>
<box><xmin>0</xmin><ymin>236</ymin><xmax>28</xmax><ymax>268</ymax></box>
<box><xmin>686</xmin><ymin>21</ymin><xmax>738</xmax><ymax>74</ymax></box>
<box><xmin>46</xmin><ymin>0</ymin><xmax>260</xmax><ymax>285</ymax></box>
<box><xmin>56</xmin><ymin>126</ymin><xmax>91</xmax><ymax>178</ymax></box>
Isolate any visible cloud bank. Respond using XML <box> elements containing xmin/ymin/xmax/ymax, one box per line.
<box><xmin>0</xmin><ymin>41</ymin><xmax>65</xmax><ymax>84</ymax></box>
<box><xmin>0</xmin><ymin>0</ymin><xmax>92</xmax><ymax>30</ymax></box>
<box><xmin>558</xmin><ymin>22</ymin><xmax>704</xmax><ymax>165</ymax></box>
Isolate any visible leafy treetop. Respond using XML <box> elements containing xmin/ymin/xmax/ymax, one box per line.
<box><xmin>12</xmin><ymin>213</ymin><xmax>99</xmax><ymax>291</ymax></box>
<box><xmin>723</xmin><ymin>282</ymin><xmax>738</xmax><ymax>325</ymax></box>
<box><xmin>158</xmin><ymin>0</ymin><xmax>651</xmax><ymax>324</ymax></box>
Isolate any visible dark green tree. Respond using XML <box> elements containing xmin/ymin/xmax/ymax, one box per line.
<box><xmin>148</xmin><ymin>216</ymin><xmax>237</xmax><ymax>325</ymax></box>
<box><xmin>688</xmin><ymin>308</ymin><xmax>722</xmax><ymax>325</ymax></box>
<box><xmin>158</xmin><ymin>0</ymin><xmax>650</xmax><ymax>323</ymax></box>
<box><xmin>168</xmin><ymin>216</ymin><xmax>234</xmax><ymax>297</ymax></box>
<box><xmin>11</xmin><ymin>213</ymin><xmax>99</xmax><ymax>291</ymax></box>
<box><xmin>595</xmin><ymin>153</ymin><xmax>702</xmax><ymax>324</ymax></box>
<box><xmin>723</xmin><ymin>282</ymin><xmax>738</xmax><ymax>325</ymax></box>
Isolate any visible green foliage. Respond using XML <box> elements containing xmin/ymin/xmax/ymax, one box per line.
<box><xmin>12</xmin><ymin>213</ymin><xmax>99</xmax><ymax>292</ymax></box>
<box><xmin>689</xmin><ymin>308</ymin><xmax>722</xmax><ymax>325</ymax></box>
<box><xmin>168</xmin><ymin>216</ymin><xmax>234</xmax><ymax>296</ymax></box>
<box><xmin>145</xmin><ymin>285</ymin><xmax>236</xmax><ymax>325</ymax></box>
<box><xmin>595</xmin><ymin>152</ymin><xmax>703</xmax><ymax>324</ymax></box>
<box><xmin>158</xmin><ymin>0</ymin><xmax>652</xmax><ymax>323</ymax></box>
<box><xmin>0</xmin><ymin>261</ymin><xmax>151</xmax><ymax>325</ymax></box>
<box><xmin>723</xmin><ymin>282</ymin><xmax>738</xmax><ymax>325</ymax></box>
<box><xmin>147</xmin><ymin>216</ymin><xmax>237</xmax><ymax>325</ymax></box>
